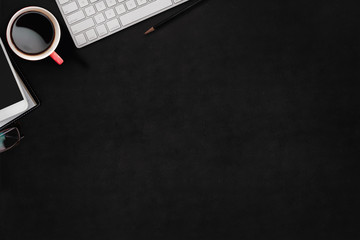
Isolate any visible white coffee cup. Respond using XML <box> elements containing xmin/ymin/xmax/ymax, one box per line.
<box><xmin>6</xmin><ymin>6</ymin><xmax>63</xmax><ymax>65</ymax></box>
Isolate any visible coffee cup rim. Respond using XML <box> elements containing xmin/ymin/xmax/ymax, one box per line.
<box><xmin>6</xmin><ymin>6</ymin><xmax>61</xmax><ymax>61</ymax></box>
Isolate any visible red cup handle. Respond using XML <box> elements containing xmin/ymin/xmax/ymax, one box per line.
<box><xmin>50</xmin><ymin>51</ymin><xmax>64</xmax><ymax>65</ymax></box>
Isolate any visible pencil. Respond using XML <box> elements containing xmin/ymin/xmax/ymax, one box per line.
<box><xmin>144</xmin><ymin>0</ymin><xmax>204</xmax><ymax>35</ymax></box>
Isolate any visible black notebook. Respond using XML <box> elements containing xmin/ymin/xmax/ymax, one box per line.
<box><xmin>0</xmin><ymin>38</ymin><xmax>40</xmax><ymax>131</ymax></box>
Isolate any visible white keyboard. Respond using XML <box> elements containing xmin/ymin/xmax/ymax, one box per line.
<box><xmin>55</xmin><ymin>0</ymin><xmax>188</xmax><ymax>48</ymax></box>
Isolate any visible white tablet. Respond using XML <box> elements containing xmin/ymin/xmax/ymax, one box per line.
<box><xmin>0</xmin><ymin>38</ymin><xmax>28</xmax><ymax>122</ymax></box>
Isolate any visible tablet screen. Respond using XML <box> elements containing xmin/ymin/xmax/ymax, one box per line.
<box><xmin>0</xmin><ymin>45</ymin><xmax>24</xmax><ymax>110</ymax></box>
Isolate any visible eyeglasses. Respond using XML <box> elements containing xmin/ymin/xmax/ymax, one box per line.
<box><xmin>0</xmin><ymin>127</ymin><xmax>23</xmax><ymax>154</ymax></box>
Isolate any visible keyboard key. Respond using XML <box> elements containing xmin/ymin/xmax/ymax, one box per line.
<box><xmin>85</xmin><ymin>6</ymin><xmax>96</xmax><ymax>16</ymax></box>
<box><xmin>86</xmin><ymin>29</ymin><xmax>97</xmax><ymax>41</ymax></box>
<box><xmin>62</xmin><ymin>2</ymin><xmax>78</xmax><ymax>14</ymax></box>
<box><xmin>95</xmin><ymin>1</ymin><xmax>107</xmax><ymax>11</ymax></box>
<box><xmin>115</xmin><ymin>4</ymin><xmax>126</xmax><ymax>14</ymax></box>
<box><xmin>67</xmin><ymin>10</ymin><xmax>85</xmax><ymax>24</ymax></box>
<box><xmin>96</xmin><ymin>24</ymin><xmax>108</xmax><ymax>36</ymax></box>
<box><xmin>106</xmin><ymin>19</ymin><xmax>121</xmax><ymax>31</ymax></box>
<box><xmin>78</xmin><ymin>0</ymin><xmax>89</xmax><ymax>7</ymax></box>
<box><xmin>126</xmin><ymin>0</ymin><xmax>137</xmax><ymax>10</ymax></box>
<box><xmin>59</xmin><ymin>0</ymin><xmax>70</xmax><ymax>4</ymax></box>
<box><xmin>106</xmin><ymin>0</ymin><xmax>117</xmax><ymax>7</ymax></box>
<box><xmin>75</xmin><ymin>34</ymin><xmax>87</xmax><ymax>45</ymax></box>
<box><xmin>137</xmin><ymin>0</ymin><xmax>146</xmax><ymax>5</ymax></box>
<box><xmin>71</xmin><ymin>18</ymin><xmax>95</xmax><ymax>34</ymax></box>
<box><xmin>94</xmin><ymin>13</ymin><xmax>106</xmax><ymax>23</ymax></box>
<box><xmin>120</xmin><ymin>0</ymin><xmax>172</xmax><ymax>26</ymax></box>
<box><xmin>105</xmin><ymin>9</ymin><xmax>116</xmax><ymax>19</ymax></box>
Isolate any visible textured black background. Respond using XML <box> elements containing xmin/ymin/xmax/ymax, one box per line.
<box><xmin>1</xmin><ymin>0</ymin><xmax>359</xmax><ymax>239</ymax></box>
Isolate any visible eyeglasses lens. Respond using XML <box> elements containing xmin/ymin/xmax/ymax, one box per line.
<box><xmin>0</xmin><ymin>128</ymin><xmax>20</xmax><ymax>152</ymax></box>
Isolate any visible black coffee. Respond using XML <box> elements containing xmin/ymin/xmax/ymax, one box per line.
<box><xmin>11</xmin><ymin>11</ymin><xmax>55</xmax><ymax>55</ymax></box>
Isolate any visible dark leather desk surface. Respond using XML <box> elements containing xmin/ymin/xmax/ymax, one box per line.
<box><xmin>1</xmin><ymin>0</ymin><xmax>359</xmax><ymax>239</ymax></box>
